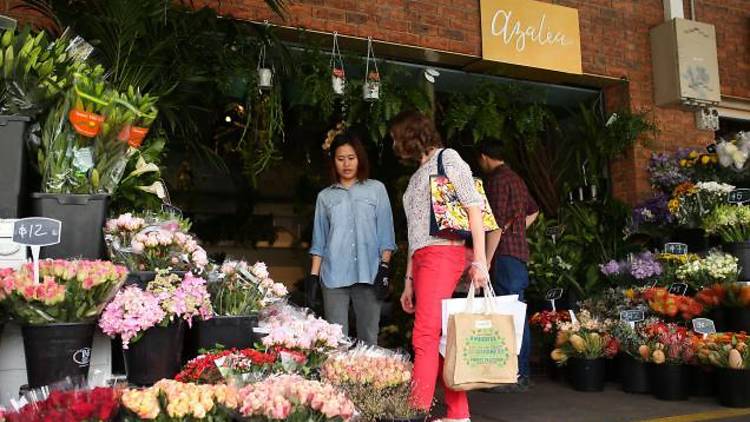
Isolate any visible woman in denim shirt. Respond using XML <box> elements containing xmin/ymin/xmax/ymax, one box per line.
<box><xmin>307</xmin><ymin>133</ymin><xmax>396</xmax><ymax>345</ymax></box>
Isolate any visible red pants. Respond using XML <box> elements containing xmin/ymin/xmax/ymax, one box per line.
<box><xmin>411</xmin><ymin>246</ymin><xmax>470</xmax><ymax>419</ymax></box>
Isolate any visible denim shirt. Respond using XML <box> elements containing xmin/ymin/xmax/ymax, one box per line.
<box><xmin>310</xmin><ymin>179</ymin><xmax>396</xmax><ymax>288</ymax></box>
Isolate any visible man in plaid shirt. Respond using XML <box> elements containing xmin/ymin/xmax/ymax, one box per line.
<box><xmin>479</xmin><ymin>142</ymin><xmax>539</xmax><ymax>392</ymax></box>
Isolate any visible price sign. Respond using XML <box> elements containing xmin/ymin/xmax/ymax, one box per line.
<box><xmin>668</xmin><ymin>283</ymin><xmax>688</xmax><ymax>296</ymax></box>
<box><xmin>13</xmin><ymin>218</ymin><xmax>61</xmax><ymax>247</ymax></box>
<box><xmin>545</xmin><ymin>288</ymin><xmax>563</xmax><ymax>312</ymax></box>
<box><xmin>706</xmin><ymin>143</ymin><xmax>717</xmax><ymax>154</ymax></box>
<box><xmin>620</xmin><ymin>309</ymin><xmax>645</xmax><ymax>323</ymax></box>
<box><xmin>664</xmin><ymin>242</ymin><xmax>688</xmax><ymax>255</ymax></box>
<box><xmin>728</xmin><ymin>189</ymin><xmax>750</xmax><ymax>205</ymax></box>
<box><xmin>692</xmin><ymin>318</ymin><xmax>716</xmax><ymax>336</ymax></box>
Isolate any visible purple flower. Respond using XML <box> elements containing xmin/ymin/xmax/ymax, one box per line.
<box><xmin>648</xmin><ymin>153</ymin><xmax>689</xmax><ymax>193</ymax></box>
<box><xmin>600</xmin><ymin>260</ymin><xmax>622</xmax><ymax>276</ymax></box>
<box><xmin>630</xmin><ymin>193</ymin><xmax>674</xmax><ymax>233</ymax></box>
<box><xmin>629</xmin><ymin>251</ymin><xmax>663</xmax><ymax>280</ymax></box>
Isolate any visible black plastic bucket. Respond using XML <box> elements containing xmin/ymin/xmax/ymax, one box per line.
<box><xmin>123</xmin><ymin>321</ymin><xmax>185</xmax><ymax>386</ymax></box>
<box><xmin>689</xmin><ymin>365</ymin><xmax>715</xmax><ymax>397</ymax></box>
<box><xmin>728</xmin><ymin>307</ymin><xmax>750</xmax><ymax>333</ymax></box>
<box><xmin>0</xmin><ymin>116</ymin><xmax>30</xmax><ymax>218</ymax></box>
<box><xmin>185</xmin><ymin>315</ymin><xmax>258</xmax><ymax>361</ymax></box>
<box><xmin>729</xmin><ymin>241</ymin><xmax>750</xmax><ymax>282</ymax></box>
<box><xmin>30</xmin><ymin>193</ymin><xmax>108</xmax><ymax>259</ymax></box>
<box><xmin>620</xmin><ymin>354</ymin><xmax>650</xmax><ymax>394</ymax></box>
<box><xmin>649</xmin><ymin>364</ymin><xmax>689</xmax><ymax>401</ymax></box>
<box><xmin>717</xmin><ymin>368</ymin><xmax>750</xmax><ymax>408</ymax></box>
<box><xmin>21</xmin><ymin>322</ymin><xmax>95</xmax><ymax>388</ymax></box>
<box><xmin>567</xmin><ymin>358</ymin><xmax>606</xmax><ymax>392</ymax></box>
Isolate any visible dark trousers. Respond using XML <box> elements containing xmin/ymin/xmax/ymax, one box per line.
<box><xmin>492</xmin><ymin>255</ymin><xmax>531</xmax><ymax>379</ymax></box>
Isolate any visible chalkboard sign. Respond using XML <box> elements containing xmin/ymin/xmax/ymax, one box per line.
<box><xmin>706</xmin><ymin>143</ymin><xmax>717</xmax><ymax>154</ymax></box>
<box><xmin>162</xmin><ymin>203</ymin><xmax>183</xmax><ymax>217</ymax></box>
<box><xmin>668</xmin><ymin>283</ymin><xmax>688</xmax><ymax>296</ymax></box>
<box><xmin>692</xmin><ymin>318</ymin><xmax>716</xmax><ymax>335</ymax></box>
<box><xmin>620</xmin><ymin>309</ymin><xmax>645</xmax><ymax>323</ymax></box>
<box><xmin>12</xmin><ymin>218</ymin><xmax>61</xmax><ymax>247</ymax></box>
<box><xmin>664</xmin><ymin>242</ymin><xmax>688</xmax><ymax>255</ymax></box>
<box><xmin>545</xmin><ymin>226</ymin><xmax>563</xmax><ymax>238</ymax></box>
<box><xmin>728</xmin><ymin>189</ymin><xmax>750</xmax><ymax>205</ymax></box>
<box><xmin>545</xmin><ymin>288</ymin><xmax>564</xmax><ymax>301</ymax></box>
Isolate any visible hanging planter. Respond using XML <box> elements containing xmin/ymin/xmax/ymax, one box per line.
<box><xmin>68</xmin><ymin>109</ymin><xmax>105</xmax><ymax>138</ymax></box>
<box><xmin>330</xmin><ymin>32</ymin><xmax>346</xmax><ymax>96</ymax></box>
<box><xmin>257</xmin><ymin>42</ymin><xmax>273</xmax><ymax>91</ymax></box>
<box><xmin>363</xmin><ymin>37</ymin><xmax>381</xmax><ymax>102</ymax></box>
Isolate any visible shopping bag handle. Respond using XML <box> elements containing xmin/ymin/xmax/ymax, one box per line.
<box><xmin>465</xmin><ymin>283</ymin><xmax>497</xmax><ymax>315</ymax></box>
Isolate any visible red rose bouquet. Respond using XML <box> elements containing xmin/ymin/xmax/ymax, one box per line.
<box><xmin>1</xmin><ymin>387</ymin><xmax>119</xmax><ymax>422</ymax></box>
<box><xmin>175</xmin><ymin>348</ymin><xmax>277</xmax><ymax>384</ymax></box>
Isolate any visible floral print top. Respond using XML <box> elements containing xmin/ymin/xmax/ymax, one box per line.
<box><xmin>403</xmin><ymin>148</ymin><xmax>482</xmax><ymax>256</ymax></box>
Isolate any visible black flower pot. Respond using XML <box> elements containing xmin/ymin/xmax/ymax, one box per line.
<box><xmin>567</xmin><ymin>358</ymin><xmax>606</xmax><ymax>392</ymax></box>
<box><xmin>184</xmin><ymin>315</ymin><xmax>259</xmax><ymax>362</ymax></box>
<box><xmin>0</xmin><ymin>116</ymin><xmax>30</xmax><ymax>218</ymax></box>
<box><xmin>649</xmin><ymin>364</ymin><xmax>690</xmax><ymax>401</ymax></box>
<box><xmin>123</xmin><ymin>321</ymin><xmax>185</xmax><ymax>386</ymax></box>
<box><xmin>689</xmin><ymin>365</ymin><xmax>715</xmax><ymax>397</ymax></box>
<box><xmin>620</xmin><ymin>355</ymin><xmax>650</xmax><ymax>394</ymax></box>
<box><xmin>727</xmin><ymin>307</ymin><xmax>750</xmax><ymax>333</ymax></box>
<box><xmin>30</xmin><ymin>193</ymin><xmax>108</xmax><ymax>259</ymax></box>
<box><xmin>21</xmin><ymin>322</ymin><xmax>95</xmax><ymax>388</ymax></box>
<box><xmin>728</xmin><ymin>241</ymin><xmax>750</xmax><ymax>282</ymax></box>
<box><xmin>717</xmin><ymin>368</ymin><xmax>750</xmax><ymax>408</ymax></box>
<box><xmin>606</xmin><ymin>355</ymin><xmax>621</xmax><ymax>383</ymax></box>
<box><xmin>710</xmin><ymin>307</ymin><xmax>728</xmax><ymax>333</ymax></box>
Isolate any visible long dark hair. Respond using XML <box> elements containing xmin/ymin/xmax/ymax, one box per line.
<box><xmin>328</xmin><ymin>132</ymin><xmax>370</xmax><ymax>184</ymax></box>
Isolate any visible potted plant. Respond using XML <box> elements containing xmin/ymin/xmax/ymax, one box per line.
<box><xmin>550</xmin><ymin>310</ymin><xmax>619</xmax><ymax>392</ymax></box>
<box><xmin>320</xmin><ymin>345</ymin><xmax>424</xmax><ymax>422</ymax></box>
<box><xmin>237</xmin><ymin>374</ymin><xmax>356</xmax><ymax>421</ymax></box>
<box><xmin>120</xmin><ymin>379</ymin><xmax>239</xmax><ymax>420</ymax></box>
<box><xmin>99</xmin><ymin>271</ymin><xmax>213</xmax><ymax>386</ymax></box>
<box><xmin>639</xmin><ymin>321</ymin><xmax>696</xmax><ymax>401</ymax></box>
<box><xmin>104</xmin><ymin>212</ymin><xmax>209</xmax><ymax>284</ymax></box>
<box><xmin>703</xmin><ymin>204</ymin><xmax>750</xmax><ymax>281</ymax></box>
<box><xmin>186</xmin><ymin>259</ymin><xmax>288</xmax><ymax>360</ymax></box>
<box><xmin>698</xmin><ymin>333</ymin><xmax>750</xmax><ymax>407</ymax></box>
<box><xmin>0</xmin><ymin>259</ymin><xmax>126</xmax><ymax>388</ymax></box>
<box><xmin>611</xmin><ymin>320</ymin><xmax>652</xmax><ymax>394</ymax></box>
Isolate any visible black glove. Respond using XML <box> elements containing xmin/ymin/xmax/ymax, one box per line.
<box><xmin>305</xmin><ymin>274</ymin><xmax>321</xmax><ymax>307</ymax></box>
<box><xmin>373</xmin><ymin>262</ymin><xmax>391</xmax><ymax>300</ymax></box>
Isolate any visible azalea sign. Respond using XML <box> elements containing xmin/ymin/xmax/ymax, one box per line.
<box><xmin>480</xmin><ymin>0</ymin><xmax>582</xmax><ymax>74</ymax></box>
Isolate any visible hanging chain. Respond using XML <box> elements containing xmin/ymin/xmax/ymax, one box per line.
<box><xmin>365</xmin><ymin>36</ymin><xmax>379</xmax><ymax>80</ymax></box>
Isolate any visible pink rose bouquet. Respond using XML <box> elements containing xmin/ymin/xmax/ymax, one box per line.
<box><xmin>0</xmin><ymin>259</ymin><xmax>127</xmax><ymax>325</ymax></box>
<box><xmin>321</xmin><ymin>346</ymin><xmax>412</xmax><ymax>390</ymax></box>
<box><xmin>237</xmin><ymin>375</ymin><xmax>355</xmax><ymax>421</ymax></box>
<box><xmin>99</xmin><ymin>272</ymin><xmax>213</xmax><ymax>348</ymax></box>
<box><xmin>120</xmin><ymin>379</ymin><xmax>239</xmax><ymax>420</ymax></box>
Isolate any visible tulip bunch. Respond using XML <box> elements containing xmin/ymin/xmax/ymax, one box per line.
<box><xmin>120</xmin><ymin>379</ymin><xmax>239</xmax><ymax>420</ymax></box>
<box><xmin>642</xmin><ymin>287</ymin><xmax>704</xmax><ymax>320</ymax></box>
<box><xmin>0</xmin><ymin>259</ymin><xmax>127</xmax><ymax>325</ymax></box>
<box><xmin>237</xmin><ymin>375</ymin><xmax>355</xmax><ymax>421</ymax></box>
<box><xmin>697</xmin><ymin>333</ymin><xmax>750</xmax><ymax>370</ymax></box>
<box><xmin>695</xmin><ymin>283</ymin><xmax>728</xmax><ymax>309</ymax></box>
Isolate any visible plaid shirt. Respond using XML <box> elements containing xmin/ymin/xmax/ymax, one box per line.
<box><xmin>484</xmin><ymin>164</ymin><xmax>539</xmax><ymax>263</ymax></box>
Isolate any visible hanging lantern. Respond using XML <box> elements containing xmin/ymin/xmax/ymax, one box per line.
<box><xmin>257</xmin><ymin>44</ymin><xmax>273</xmax><ymax>91</ymax></box>
<box><xmin>363</xmin><ymin>37</ymin><xmax>380</xmax><ymax>102</ymax></box>
<box><xmin>330</xmin><ymin>32</ymin><xmax>346</xmax><ymax>96</ymax></box>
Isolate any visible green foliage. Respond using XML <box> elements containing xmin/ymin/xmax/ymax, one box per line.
<box><xmin>110</xmin><ymin>136</ymin><xmax>167</xmax><ymax>214</ymax></box>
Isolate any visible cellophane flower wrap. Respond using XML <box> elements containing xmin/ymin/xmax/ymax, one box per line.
<box><xmin>175</xmin><ymin>348</ymin><xmax>277</xmax><ymax>385</ymax></box>
<box><xmin>208</xmin><ymin>259</ymin><xmax>288</xmax><ymax>316</ymax></box>
<box><xmin>638</xmin><ymin>321</ymin><xmax>697</xmax><ymax>365</ymax></box>
<box><xmin>697</xmin><ymin>333</ymin><xmax>750</xmax><ymax>369</ymax></box>
<box><xmin>550</xmin><ymin>310</ymin><xmax>618</xmax><ymax>365</ymax></box>
<box><xmin>104</xmin><ymin>212</ymin><xmax>208</xmax><ymax>273</ymax></box>
<box><xmin>99</xmin><ymin>272</ymin><xmax>213</xmax><ymax>348</ymax></box>
<box><xmin>642</xmin><ymin>287</ymin><xmax>703</xmax><ymax>320</ymax></box>
<box><xmin>237</xmin><ymin>374</ymin><xmax>355</xmax><ymax>421</ymax></box>
<box><xmin>320</xmin><ymin>344</ymin><xmax>420</xmax><ymax>421</ymax></box>
<box><xmin>0</xmin><ymin>387</ymin><xmax>120</xmax><ymax>422</ymax></box>
<box><xmin>120</xmin><ymin>379</ymin><xmax>239</xmax><ymax>420</ymax></box>
<box><xmin>0</xmin><ymin>259</ymin><xmax>126</xmax><ymax>325</ymax></box>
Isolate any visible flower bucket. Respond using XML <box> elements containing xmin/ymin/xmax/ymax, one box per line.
<box><xmin>649</xmin><ymin>364</ymin><xmax>689</xmax><ymax>401</ymax></box>
<box><xmin>567</xmin><ymin>358</ymin><xmax>606</xmax><ymax>392</ymax></box>
<box><xmin>0</xmin><ymin>116</ymin><xmax>31</xmax><ymax>218</ymax></box>
<box><xmin>21</xmin><ymin>322</ymin><xmax>95</xmax><ymax>388</ymax></box>
<box><xmin>728</xmin><ymin>241</ymin><xmax>750</xmax><ymax>282</ymax></box>
<box><xmin>606</xmin><ymin>354</ymin><xmax>621</xmax><ymax>383</ymax></box>
<box><xmin>258</xmin><ymin>68</ymin><xmax>273</xmax><ymax>90</ymax></box>
<box><xmin>184</xmin><ymin>315</ymin><xmax>259</xmax><ymax>362</ymax></box>
<box><xmin>689</xmin><ymin>365</ymin><xmax>715</xmax><ymax>397</ymax></box>
<box><xmin>710</xmin><ymin>307</ymin><xmax>728</xmax><ymax>333</ymax></box>
<box><xmin>620</xmin><ymin>355</ymin><xmax>650</xmax><ymax>394</ymax></box>
<box><xmin>717</xmin><ymin>368</ymin><xmax>750</xmax><ymax>408</ymax></box>
<box><xmin>68</xmin><ymin>109</ymin><xmax>105</xmax><ymax>138</ymax></box>
<box><xmin>727</xmin><ymin>307</ymin><xmax>750</xmax><ymax>333</ymax></box>
<box><xmin>123</xmin><ymin>320</ymin><xmax>185</xmax><ymax>386</ymax></box>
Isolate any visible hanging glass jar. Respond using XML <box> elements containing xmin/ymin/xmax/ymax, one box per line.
<box><xmin>330</xmin><ymin>32</ymin><xmax>346</xmax><ymax>95</ymax></box>
<box><xmin>363</xmin><ymin>37</ymin><xmax>380</xmax><ymax>102</ymax></box>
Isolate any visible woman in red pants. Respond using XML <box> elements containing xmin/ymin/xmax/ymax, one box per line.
<box><xmin>389</xmin><ymin>110</ymin><xmax>489</xmax><ymax>422</ymax></box>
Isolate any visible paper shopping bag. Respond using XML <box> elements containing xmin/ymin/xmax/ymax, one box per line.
<box><xmin>442</xmin><ymin>285</ymin><xmax>518</xmax><ymax>391</ymax></box>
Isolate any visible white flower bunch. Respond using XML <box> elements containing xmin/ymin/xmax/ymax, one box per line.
<box><xmin>696</xmin><ymin>181</ymin><xmax>735</xmax><ymax>194</ymax></box>
<box><xmin>717</xmin><ymin>132</ymin><xmax>750</xmax><ymax>171</ymax></box>
<box><xmin>676</xmin><ymin>251</ymin><xmax>738</xmax><ymax>283</ymax></box>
